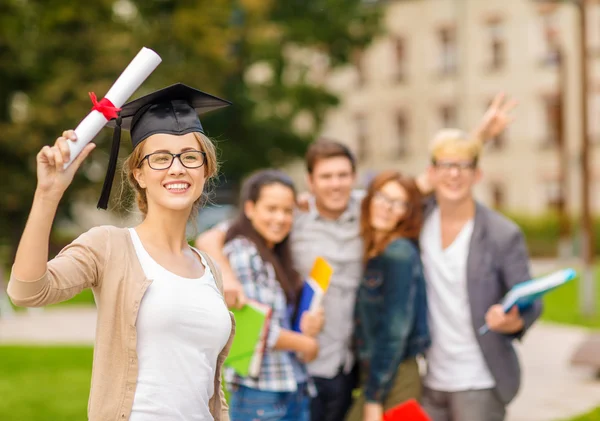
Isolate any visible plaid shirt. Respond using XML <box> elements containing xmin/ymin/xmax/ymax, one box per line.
<box><xmin>223</xmin><ymin>236</ymin><xmax>310</xmax><ymax>392</ymax></box>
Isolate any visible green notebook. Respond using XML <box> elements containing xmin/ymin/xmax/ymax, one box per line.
<box><xmin>225</xmin><ymin>300</ymin><xmax>272</xmax><ymax>378</ymax></box>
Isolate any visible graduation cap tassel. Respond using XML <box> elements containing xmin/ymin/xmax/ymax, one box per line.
<box><xmin>97</xmin><ymin>116</ymin><xmax>122</xmax><ymax>210</ymax></box>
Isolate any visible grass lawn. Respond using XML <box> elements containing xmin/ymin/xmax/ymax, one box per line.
<box><xmin>7</xmin><ymin>288</ymin><xmax>96</xmax><ymax>311</ymax></box>
<box><xmin>1</xmin><ymin>261</ymin><xmax>598</xmax><ymax>421</ymax></box>
<box><xmin>540</xmin><ymin>265</ymin><xmax>600</xmax><ymax>329</ymax></box>
<box><xmin>560</xmin><ymin>407</ymin><xmax>600</xmax><ymax>421</ymax></box>
<box><xmin>47</xmin><ymin>288</ymin><xmax>96</xmax><ymax>308</ymax></box>
<box><xmin>538</xmin><ymin>267</ymin><xmax>600</xmax><ymax>420</ymax></box>
<box><xmin>0</xmin><ymin>346</ymin><xmax>92</xmax><ymax>421</ymax></box>
<box><xmin>3</xmin><ymin>268</ymin><xmax>95</xmax><ymax>311</ymax></box>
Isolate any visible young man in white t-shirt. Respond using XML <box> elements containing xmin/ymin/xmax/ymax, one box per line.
<box><xmin>420</xmin><ymin>130</ymin><xmax>542</xmax><ymax>421</ymax></box>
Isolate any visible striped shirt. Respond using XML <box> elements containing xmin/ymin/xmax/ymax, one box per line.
<box><xmin>223</xmin><ymin>236</ymin><xmax>309</xmax><ymax>392</ymax></box>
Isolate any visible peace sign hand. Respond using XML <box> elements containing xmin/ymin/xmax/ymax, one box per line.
<box><xmin>36</xmin><ymin>130</ymin><xmax>96</xmax><ymax>200</ymax></box>
<box><xmin>474</xmin><ymin>92</ymin><xmax>518</xmax><ymax>142</ymax></box>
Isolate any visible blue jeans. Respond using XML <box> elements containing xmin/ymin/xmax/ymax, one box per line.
<box><xmin>229</xmin><ymin>384</ymin><xmax>310</xmax><ymax>421</ymax></box>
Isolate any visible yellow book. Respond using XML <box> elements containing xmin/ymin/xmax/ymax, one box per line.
<box><xmin>310</xmin><ymin>256</ymin><xmax>334</xmax><ymax>292</ymax></box>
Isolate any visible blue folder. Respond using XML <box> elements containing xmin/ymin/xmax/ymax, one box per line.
<box><xmin>478</xmin><ymin>268</ymin><xmax>576</xmax><ymax>335</ymax></box>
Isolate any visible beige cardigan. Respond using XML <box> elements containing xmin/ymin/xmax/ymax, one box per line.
<box><xmin>7</xmin><ymin>225</ymin><xmax>236</xmax><ymax>421</ymax></box>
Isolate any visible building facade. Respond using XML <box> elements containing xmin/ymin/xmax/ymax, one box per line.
<box><xmin>287</xmin><ymin>0</ymin><xmax>600</xmax><ymax>215</ymax></box>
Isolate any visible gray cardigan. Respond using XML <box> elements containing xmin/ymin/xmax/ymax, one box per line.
<box><xmin>425</xmin><ymin>200</ymin><xmax>542</xmax><ymax>404</ymax></box>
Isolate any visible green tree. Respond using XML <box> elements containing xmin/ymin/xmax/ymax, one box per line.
<box><xmin>207</xmin><ymin>0</ymin><xmax>380</xmax><ymax>179</ymax></box>
<box><xmin>0</xmin><ymin>0</ymin><xmax>235</xmax><ymax>257</ymax></box>
<box><xmin>0</xmin><ymin>0</ymin><xmax>380</xmax><ymax>259</ymax></box>
<box><xmin>0</xmin><ymin>0</ymin><xmax>135</xmax><ymax>256</ymax></box>
<box><xmin>130</xmin><ymin>0</ymin><xmax>380</xmax><ymax>180</ymax></box>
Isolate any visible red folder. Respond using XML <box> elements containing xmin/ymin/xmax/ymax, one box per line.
<box><xmin>383</xmin><ymin>399</ymin><xmax>431</xmax><ymax>421</ymax></box>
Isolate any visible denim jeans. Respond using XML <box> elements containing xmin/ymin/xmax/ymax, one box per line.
<box><xmin>229</xmin><ymin>384</ymin><xmax>310</xmax><ymax>421</ymax></box>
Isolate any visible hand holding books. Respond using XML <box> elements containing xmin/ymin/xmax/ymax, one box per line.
<box><xmin>295</xmin><ymin>311</ymin><xmax>322</xmax><ymax>364</ymax></box>
<box><xmin>293</xmin><ymin>257</ymin><xmax>333</xmax><ymax>332</ymax></box>
<box><xmin>478</xmin><ymin>268</ymin><xmax>576</xmax><ymax>335</ymax></box>
<box><xmin>485</xmin><ymin>304</ymin><xmax>524</xmax><ymax>334</ymax></box>
<box><xmin>298</xmin><ymin>306</ymin><xmax>324</xmax><ymax>337</ymax></box>
<box><xmin>225</xmin><ymin>300</ymin><xmax>272</xmax><ymax>378</ymax></box>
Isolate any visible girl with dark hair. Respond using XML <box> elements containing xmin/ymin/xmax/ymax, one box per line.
<box><xmin>346</xmin><ymin>170</ymin><xmax>431</xmax><ymax>421</ymax></box>
<box><xmin>223</xmin><ymin>169</ymin><xmax>324</xmax><ymax>421</ymax></box>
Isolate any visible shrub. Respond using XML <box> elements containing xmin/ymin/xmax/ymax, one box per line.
<box><xmin>502</xmin><ymin>211</ymin><xmax>600</xmax><ymax>258</ymax></box>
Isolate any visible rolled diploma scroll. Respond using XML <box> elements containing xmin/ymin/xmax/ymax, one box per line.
<box><xmin>64</xmin><ymin>47</ymin><xmax>162</xmax><ymax>168</ymax></box>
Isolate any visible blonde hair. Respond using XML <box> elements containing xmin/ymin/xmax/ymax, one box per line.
<box><xmin>121</xmin><ymin>132</ymin><xmax>218</xmax><ymax>219</ymax></box>
<box><xmin>429</xmin><ymin>129</ymin><xmax>482</xmax><ymax>162</ymax></box>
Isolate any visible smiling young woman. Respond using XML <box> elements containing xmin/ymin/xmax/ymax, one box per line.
<box><xmin>123</xmin><ymin>131</ymin><xmax>217</xmax><ymax>219</ymax></box>
<box><xmin>7</xmin><ymin>83</ymin><xmax>237</xmax><ymax>421</ymax></box>
<box><xmin>347</xmin><ymin>170</ymin><xmax>430</xmax><ymax>421</ymax></box>
<box><xmin>222</xmin><ymin>169</ymin><xmax>325</xmax><ymax>421</ymax></box>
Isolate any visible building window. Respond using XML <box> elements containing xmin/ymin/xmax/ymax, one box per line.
<box><xmin>355</xmin><ymin>114</ymin><xmax>368</xmax><ymax>161</ymax></box>
<box><xmin>393</xmin><ymin>36</ymin><xmax>406</xmax><ymax>82</ymax></box>
<box><xmin>588</xmin><ymin>3</ymin><xmax>600</xmax><ymax>53</ymax></box>
<box><xmin>486</xmin><ymin>18</ymin><xmax>505</xmax><ymax>71</ymax></box>
<box><xmin>438</xmin><ymin>27</ymin><xmax>457</xmax><ymax>76</ymax></box>
<box><xmin>439</xmin><ymin>104</ymin><xmax>457</xmax><ymax>128</ymax></box>
<box><xmin>540</xmin><ymin>14</ymin><xmax>561</xmax><ymax>67</ymax></box>
<box><xmin>540</xmin><ymin>94</ymin><xmax>561</xmax><ymax>148</ymax></box>
<box><xmin>396</xmin><ymin>112</ymin><xmax>408</xmax><ymax>158</ymax></box>
<box><xmin>490</xmin><ymin>182</ymin><xmax>505</xmax><ymax>210</ymax></box>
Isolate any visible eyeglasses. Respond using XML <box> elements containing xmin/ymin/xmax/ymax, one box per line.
<box><xmin>373</xmin><ymin>191</ymin><xmax>410</xmax><ymax>213</ymax></box>
<box><xmin>432</xmin><ymin>160</ymin><xmax>477</xmax><ymax>172</ymax></box>
<box><xmin>139</xmin><ymin>150</ymin><xmax>207</xmax><ymax>170</ymax></box>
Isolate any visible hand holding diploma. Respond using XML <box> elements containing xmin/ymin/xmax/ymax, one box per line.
<box><xmin>64</xmin><ymin>47</ymin><xmax>162</xmax><ymax>168</ymax></box>
<box><xmin>36</xmin><ymin>130</ymin><xmax>96</xmax><ymax>201</ymax></box>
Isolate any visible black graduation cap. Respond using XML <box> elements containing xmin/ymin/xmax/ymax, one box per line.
<box><xmin>97</xmin><ymin>83</ymin><xmax>231</xmax><ymax>210</ymax></box>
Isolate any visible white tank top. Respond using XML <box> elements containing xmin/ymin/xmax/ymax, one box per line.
<box><xmin>128</xmin><ymin>228</ymin><xmax>232</xmax><ymax>421</ymax></box>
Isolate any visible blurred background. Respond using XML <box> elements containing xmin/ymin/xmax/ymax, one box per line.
<box><xmin>0</xmin><ymin>0</ymin><xmax>600</xmax><ymax>420</ymax></box>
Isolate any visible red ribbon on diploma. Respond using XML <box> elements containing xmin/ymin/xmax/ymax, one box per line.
<box><xmin>89</xmin><ymin>92</ymin><xmax>122</xmax><ymax>120</ymax></box>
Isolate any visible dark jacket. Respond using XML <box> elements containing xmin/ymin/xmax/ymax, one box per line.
<box><xmin>354</xmin><ymin>238</ymin><xmax>431</xmax><ymax>403</ymax></box>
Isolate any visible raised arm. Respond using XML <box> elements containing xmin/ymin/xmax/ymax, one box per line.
<box><xmin>415</xmin><ymin>92</ymin><xmax>518</xmax><ymax>196</ymax></box>
<box><xmin>470</xmin><ymin>92</ymin><xmax>518</xmax><ymax>143</ymax></box>
<box><xmin>12</xmin><ymin>130</ymin><xmax>95</xmax><ymax>281</ymax></box>
<box><xmin>8</xmin><ymin>130</ymin><xmax>97</xmax><ymax>306</ymax></box>
<box><xmin>195</xmin><ymin>224</ymin><xmax>247</xmax><ymax>309</ymax></box>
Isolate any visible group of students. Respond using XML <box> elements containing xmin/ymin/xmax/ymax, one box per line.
<box><xmin>197</xmin><ymin>124</ymin><xmax>542</xmax><ymax>421</ymax></box>
<box><xmin>6</xmin><ymin>82</ymin><xmax>541</xmax><ymax>421</ymax></box>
